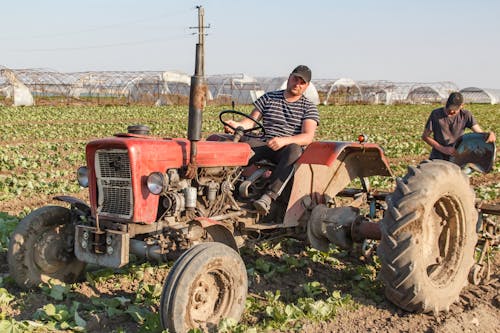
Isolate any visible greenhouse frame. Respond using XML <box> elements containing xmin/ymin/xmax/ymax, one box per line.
<box><xmin>1</xmin><ymin>66</ymin><xmax>497</xmax><ymax>106</ymax></box>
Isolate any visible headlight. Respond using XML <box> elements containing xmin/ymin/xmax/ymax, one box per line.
<box><xmin>147</xmin><ymin>172</ymin><xmax>166</xmax><ymax>195</ymax></box>
<box><xmin>77</xmin><ymin>166</ymin><xmax>89</xmax><ymax>187</ymax></box>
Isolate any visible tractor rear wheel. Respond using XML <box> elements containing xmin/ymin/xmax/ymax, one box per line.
<box><xmin>160</xmin><ymin>242</ymin><xmax>247</xmax><ymax>332</ymax></box>
<box><xmin>378</xmin><ymin>160</ymin><xmax>477</xmax><ymax>313</ymax></box>
<box><xmin>8</xmin><ymin>206</ymin><xmax>86</xmax><ymax>289</ymax></box>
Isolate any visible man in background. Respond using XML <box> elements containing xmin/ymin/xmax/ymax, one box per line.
<box><xmin>422</xmin><ymin>92</ymin><xmax>496</xmax><ymax>160</ymax></box>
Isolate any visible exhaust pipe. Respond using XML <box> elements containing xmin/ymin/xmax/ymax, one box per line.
<box><xmin>186</xmin><ymin>6</ymin><xmax>207</xmax><ymax>179</ymax></box>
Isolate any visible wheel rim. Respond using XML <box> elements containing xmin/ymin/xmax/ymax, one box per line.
<box><xmin>425</xmin><ymin>195</ymin><xmax>465</xmax><ymax>286</ymax></box>
<box><xmin>187</xmin><ymin>268</ymin><xmax>233</xmax><ymax>326</ymax></box>
<box><xmin>33</xmin><ymin>226</ymin><xmax>71</xmax><ymax>275</ymax></box>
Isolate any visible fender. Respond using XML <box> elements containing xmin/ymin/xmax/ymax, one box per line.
<box><xmin>193</xmin><ymin>217</ymin><xmax>238</xmax><ymax>252</ymax></box>
<box><xmin>298</xmin><ymin>141</ymin><xmax>393</xmax><ymax>176</ymax></box>
<box><xmin>54</xmin><ymin>195</ymin><xmax>91</xmax><ymax>216</ymax></box>
<box><xmin>283</xmin><ymin>141</ymin><xmax>393</xmax><ymax>227</ymax></box>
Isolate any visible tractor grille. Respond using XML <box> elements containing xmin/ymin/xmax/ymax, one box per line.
<box><xmin>95</xmin><ymin>149</ymin><xmax>133</xmax><ymax>219</ymax></box>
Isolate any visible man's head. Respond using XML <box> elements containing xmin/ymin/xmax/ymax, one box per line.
<box><xmin>287</xmin><ymin>65</ymin><xmax>311</xmax><ymax>97</ymax></box>
<box><xmin>290</xmin><ymin>65</ymin><xmax>312</xmax><ymax>83</ymax></box>
<box><xmin>445</xmin><ymin>92</ymin><xmax>464</xmax><ymax>115</ymax></box>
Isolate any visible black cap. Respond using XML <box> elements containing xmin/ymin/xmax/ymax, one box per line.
<box><xmin>290</xmin><ymin>65</ymin><xmax>312</xmax><ymax>83</ymax></box>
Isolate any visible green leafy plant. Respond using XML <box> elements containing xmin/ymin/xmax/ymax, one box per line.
<box><xmin>0</xmin><ymin>213</ymin><xmax>19</xmax><ymax>252</ymax></box>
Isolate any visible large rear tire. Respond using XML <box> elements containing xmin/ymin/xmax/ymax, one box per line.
<box><xmin>160</xmin><ymin>242</ymin><xmax>248</xmax><ymax>332</ymax></box>
<box><xmin>378</xmin><ymin>160</ymin><xmax>477</xmax><ymax>313</ymax></box>
<box><xmin>8</xmin><ymin>206</ymin><xmax>86</xmax><ymax>289</ymax></box>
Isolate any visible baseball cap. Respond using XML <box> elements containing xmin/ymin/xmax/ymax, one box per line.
<box><xmin>290</xmin><ymin>65</ymin><xmax>311</xmax><ymax>83</ymax></box>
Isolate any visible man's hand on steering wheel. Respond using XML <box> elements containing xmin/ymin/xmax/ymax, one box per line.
<box><xmin>219</xmin><ymin>110</ymin><xmax>266</xmax><ymax>141</ymax></box>
<box><xmin>223</xmin><ymin>119</ymin><xmax>239</xmax><ymax>134</ymax></box>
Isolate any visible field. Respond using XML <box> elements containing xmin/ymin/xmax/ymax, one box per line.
<box><xmin>0</xmin><ymin>104</ymin><xmax>499</xmax><ymax>332</ymax></box>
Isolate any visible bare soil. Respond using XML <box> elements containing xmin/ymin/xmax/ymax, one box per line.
<box><xmin>1</xmin><ymin>183</ymin><xmax>499</xmax><ymax>332</ymax></box>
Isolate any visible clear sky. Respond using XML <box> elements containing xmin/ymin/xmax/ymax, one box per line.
<box><xmin>2</xmin><ymin>0</ymin><xmax>499</xmax><ymax>89</ymax></box>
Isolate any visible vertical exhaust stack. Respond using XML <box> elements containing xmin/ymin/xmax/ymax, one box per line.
<box><xmin>185</xmin><ymin>6</ymin><xmax>207</xmax><ymax>179</ymax></box>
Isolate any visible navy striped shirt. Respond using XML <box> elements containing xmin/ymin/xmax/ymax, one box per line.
<box><xmin>254</xmin><ymin>90</ymin><xmax>319</xmax><ymax>141</ymax></box>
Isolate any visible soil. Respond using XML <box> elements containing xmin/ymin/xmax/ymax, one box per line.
<box><xmin>1</xmin><ymin>176</ymin><xmax>499</xmax><ymax>332</ymax></box>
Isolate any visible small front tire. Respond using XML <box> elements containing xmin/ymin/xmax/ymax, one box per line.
<box><xmin>160</xmin><ymin>242</ymin><xmax>248</xmax><ymax>332</ymax></box>
<box><xmin>8</xmin><ymin>206</ymin><xmax>86</xmax><ymax>289</ymax></box>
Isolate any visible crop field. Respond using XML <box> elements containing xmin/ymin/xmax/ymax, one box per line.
<box><xmin>0</xmin><ymin>104</ymin><xmax>499</xmax><ymax>332</ymax></box>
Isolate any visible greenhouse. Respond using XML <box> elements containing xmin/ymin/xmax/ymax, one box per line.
<box><xmin>1</xmin><ymin>65</ymin><xmax>497</xmax><ymax>106</ymax></box>
<box><xmin>314</xmin><ymin>78</ymin><xmax>361</xmax><ymax>105</ymax></box>
<box><xmin>68</xmin><ymin>70</ymin><xmax>191</xmax><ymax>105</ymax></box>
<box><xmin>205</xmin><ymin>74</ymin><xmax>264</xmax><ymax>105</ymax></box>
<box><xmin>406</xmin><ymin>81</ymin><xmax>458</xmax><ymax>104</ymax></box>
<box><xmin>459</xmin><ymin>87</ymin><xmax>500</xmax><ymax>104</ymax></box>
<box><xmin>0</xmin><ymin>67</ymin><xmax>35</xmax><ymax>106</ymax></box>
<box><xmin>356</xmin><ymin>80</ymin><xmax>402</xmax><ymax>105</ymax></box>
<box><xmin>0</xmin><ymin>68</ymin><xmax>192</xmax><ymax>106</ymax></box>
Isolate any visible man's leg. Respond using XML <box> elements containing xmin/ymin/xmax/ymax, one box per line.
<box><xmin>267</xmin><ymin>143</ymin><xmax>303</xmax><ymax>197</ymax></box>
<box><xmin>254</xmin><ymin>143</ymin><xmax>303</xmax><ymax>215</ymax></box>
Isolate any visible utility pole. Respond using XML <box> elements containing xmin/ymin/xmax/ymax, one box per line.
<box><xmin>190</xmin><ymin>5</ymin><xmax>210</xmax><ymax>76</ymax></box>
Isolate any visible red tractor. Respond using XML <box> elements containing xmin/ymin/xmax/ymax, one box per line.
<box><xmin>8</xmin><ymin>34</ymin><xmax>498</xmax><ymax>333</ymax></box>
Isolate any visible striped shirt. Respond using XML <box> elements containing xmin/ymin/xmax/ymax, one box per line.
<box><xmin>254</xmin><ymin>90</ymin><xmax>319</xmax><ymax>141</ymax></box>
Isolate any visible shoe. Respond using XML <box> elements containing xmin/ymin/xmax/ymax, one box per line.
<box><xmin>254</xmin><ymin>193</ymin><xmax>272</xmax><ymax>215</ymax></box>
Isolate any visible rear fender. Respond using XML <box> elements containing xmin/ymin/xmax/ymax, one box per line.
<box><xmin>283</xmin><ymin>141</ymin><xmax>393</xmax><ymax>227</ymax></box>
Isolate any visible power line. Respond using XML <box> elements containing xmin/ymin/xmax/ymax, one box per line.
<box><xmin>7</xmin><ymin>34</ymin><xmax>191</xmax><ymax>53</ymax></box>
<box><xmin>0</xmin><ymin>8</ymin><xmax>192</xmax><ymax>41</ymax></box>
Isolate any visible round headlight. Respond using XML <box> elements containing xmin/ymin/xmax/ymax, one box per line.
<box><xmin>147</xmin><ymin>172</ymin><xmax>166</xmax><ymax>195</ymax></box>
<box><xmin>77</xmin><ymin>166</ymin><xmax>89</xmax><ymax>188</ymax></box>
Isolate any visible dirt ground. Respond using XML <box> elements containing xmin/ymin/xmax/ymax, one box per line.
<box><xmin>1</xmin><ymin>236</ymin><xmax>498</xmax><ymax>333</ymax></box>
<box><xmin>1</xmin><ymin>174</ymin><xmax>499</xmax><ymax>332</ymax></box>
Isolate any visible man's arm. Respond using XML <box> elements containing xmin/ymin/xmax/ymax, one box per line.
<box><xmin>224</xmin><ymin>109</ymin><xmax>262</xmax><ymax>133</ymax></box>
<box><xmin>421</xmin><ymin>128</ymin><xmax>456</xmax><ymax>156</ymax></box>
<box><xmin>471</xmin><ymin>124</ymin><xmax>496</xmax><ymax>143</ymax></box>
<box><xmin>267</xmin><ymin>119</ymin><xmax>317</xmax><ymax>151</ymax></box>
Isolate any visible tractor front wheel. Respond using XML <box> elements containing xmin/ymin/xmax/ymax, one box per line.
<box><xmin>8</xmin><ymin>206</ymin><xmax>86</xmax><ymax>289</ymax></box>
<box><xmin>160</xmin><ymin>242</ymin><xmax>248</xmax><ymax>332</ymax></box>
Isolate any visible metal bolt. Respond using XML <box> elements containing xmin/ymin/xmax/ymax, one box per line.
<box><xmin>82</xmin><ymin>231</ymin><xmax>89</xmax><ymax>240</ymax></box>
<box><xmin>107</xmin><ymin>246</ymin><xmax>114</xmax><ymax>255</ymax></box>
<box><xmin>81</xmin><ymin>240</ymin><xmax>88</xmax><ymax>249</ymax></box>
<box><xmin>106</xmin><ymin>235</ymin><xmax>113</xmax><ymax>245</ymax></box>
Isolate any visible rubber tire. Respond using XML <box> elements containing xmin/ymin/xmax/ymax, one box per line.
<box><xmin>160</xmin><ymin>242</ymin><xmax>248</xmax><ymax>332</ymax></box>
<box><xmin>8</xmin><ymin>206</ymin><xmax>86</xmax><ymax>289</ymax></box>
<box><xmin>378</xmin><ymin>160</ymin><xmax>477</xmax><ymax>313</ymax></box>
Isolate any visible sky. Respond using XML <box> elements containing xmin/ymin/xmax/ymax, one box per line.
<box><xmin>2</xmin><ymin>0</ymin><xmax>499</xmax><ymax>89</ymax></box>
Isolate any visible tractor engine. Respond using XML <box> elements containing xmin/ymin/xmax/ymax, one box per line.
<box><xmin>153</xmin><ymin>165</ymin><xmax>242</xmax><ymax>221</ymax></box>
<box><xmin>73</xmin><ymin>128</ymin><xmax>252</xmax><ymax>268</ymax></box>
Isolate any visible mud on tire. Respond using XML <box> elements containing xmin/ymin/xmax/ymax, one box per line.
<box><xmin>7</xmin><ymin>205</ymin><xmax>86</xmax><ymax>289</ymax></box>
<box><xmin>160</xmin><ymin>242</ymin><xmax>248</xmax><ymax>332</ymax></box>
<box><xmin>378</xmin><ymin>160</ymin><xmax>477</xmax><ymax>313</ymax></box>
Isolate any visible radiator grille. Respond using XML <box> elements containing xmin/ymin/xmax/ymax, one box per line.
<box><xmin>95</xmin><ymin>149</ymin><xmax>133</xmax><ymax>219</ymax></box>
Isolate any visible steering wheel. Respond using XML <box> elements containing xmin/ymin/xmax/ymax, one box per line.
<box><xmin>219</xmin><ymin>110</ymin><xmax>266</xmax><ymax>139</ymax></box>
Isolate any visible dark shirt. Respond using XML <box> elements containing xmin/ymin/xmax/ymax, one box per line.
<box><xmin>424</xmin><ymin>107</ymin><xmax>477</xmax><ymax>160</ymax></box>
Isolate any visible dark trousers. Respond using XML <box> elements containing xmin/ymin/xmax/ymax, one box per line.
<box><xmin>244</xmin><ymin>138</ymin><xmax>303</xmax><ymax>199</ymax></box>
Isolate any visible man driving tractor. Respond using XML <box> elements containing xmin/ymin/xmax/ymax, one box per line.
<box><xmin>224</xmin><ymin>65</ymin><xmax>320</xmax><ymax>216</ymax></box>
